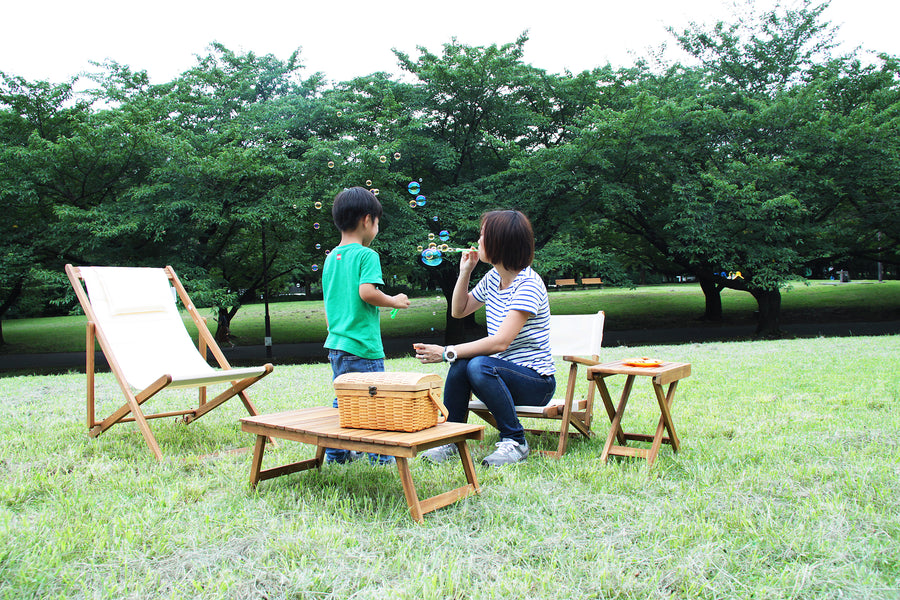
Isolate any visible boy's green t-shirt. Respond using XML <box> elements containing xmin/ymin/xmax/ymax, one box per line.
<box><xmin>322</xmin><ymin>243</ymin><xmax>385</xmax><ymax>359</ymax></box>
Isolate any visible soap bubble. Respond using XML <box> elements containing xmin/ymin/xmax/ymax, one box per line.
<box><xmin>315</xmin><ymin>243</ymin><xmax>321</xmax><ymax>250</ymax></box>
<box><xmin>365</xmin><ymin>179</ymin><xmax>372</xmax><ymax>187</ymax></box>
<box><xmin>407</xmin><ymin>182</ymin><xmax>421</xmax><ymax>195</ymax></box>
<box><xmin>312</xmin><ymin>264</ymin><xmax>319</xmax><ymax>272</ymax></box>
<box><xmin>416</xmin><ymin>195</ymin><xmax>426</xmax><ymax>206</ymax></box>
<box><xmin>336</xmin><ymin>111</ymin><xmax>343</xmax><ymax>117</ymax></box>
<box><xmin>313</xmin><ymin>223</ymin><xmax>320</xmax><ymax>230</ymax></box>
<box><xmin>432</xmin><ymin>216</ymin><xmax>439</xmax><ymax>222</ymax></box>
<box><xmin>421</xmin><ymin>248</ymin><xmax>443</xmax><ymax>267</ymax></box>
<box><xmin>394</xmin><ymin>152</ymin><xmax>401</xmax><ymax>160</ymax></box>
<box><xmin>409</xmin><ymin>200</ymin><xmax>417</xmax><ymax>208</ymax></box>
<box><xmin>327</xmin><ymin>161</ymin><xmax>335</xmax><ymax>168</ymax></box>
<box><xmin>439</xmin><ymin>244</ymin><xmax>449</xmax><ymax>252</ymax></box>
<box><xmin>428</xmin><ymin>242</ymin><xmax>437</xmax><ymax>250</ymax></box>
<box><xmin>292</xmin><ymin>203</ymin><xmax>297</xmax><ymax>209</ymax></box>
<box><xmin>371</xmin><ymin>188</ymin><xmax>379</xmax><ymax>196</ymax></box>
<box><xmin>439</xmin><ymin>230</ymin><xmax>450</xmax><ymax>242</ymax></box>
<box><xmin>416</xmin><ymin>245</ymin><xmax>423</xmax><ymax>252</ymax></box>
<box><xmin>379</xmin><ymin>155</ymin><xmax>387</xmax><ymax>163</ymax></box>
<box><xmin>314</xmin><ymin>201</ymin><xmax>322</xmax><ymax>210</ymax></box>
<box><xmin>427</xmin><ymin>233</ymin><xmax>435</xmax><ymax>241</ymax></box>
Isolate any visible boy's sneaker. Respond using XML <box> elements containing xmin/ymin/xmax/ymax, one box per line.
<box><xmin>481</xmin><ymin>438</ymin><xmax>529</xmax><ymax>467</ymax></box>
<box><xmin>420</xmin><ymin>443</ymin><xmax>459</xmax><ymax>464</ymax></box>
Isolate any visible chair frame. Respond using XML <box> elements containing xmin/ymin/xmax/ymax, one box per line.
<box><xmin>469</xmin><ymin>311</ymin><xmax>604</xmax><ymax>458</ymax></box>
<box><xmin>66</xmin><ymin>264</ymin><xmax>273</xmax><ymax>460</ymax></box>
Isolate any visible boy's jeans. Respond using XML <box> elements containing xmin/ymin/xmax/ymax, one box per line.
<box><xmin>326</xmin><ymin>349</ymin><xmax>391</xmax><ymax>464</ymax></box>
<box><xmin>443</xmin><ymin>356</ymin><xmax>556</xmax><ymax>445</ymax></box>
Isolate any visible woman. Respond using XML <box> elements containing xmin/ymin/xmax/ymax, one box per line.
<box><xmin>413</xmin><ymin>210</ymin><xmax>555</xmax><ymax>466</ymax></box>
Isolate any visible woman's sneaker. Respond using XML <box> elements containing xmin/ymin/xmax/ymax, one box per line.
<box><xmin>420</xmin><ymin>443</ymin><xmax>459</xmax><ymax>464</ymax></box>
<box><xmin>481</xmin><ymin>439</ymin><xmax>529</xmax><ymax>467</ymax></box>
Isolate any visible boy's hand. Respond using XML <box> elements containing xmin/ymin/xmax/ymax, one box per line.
<box><xmin>392</xmin><ymin>293</ymin><xmax>410</xmax><ymax>309</ymax></box>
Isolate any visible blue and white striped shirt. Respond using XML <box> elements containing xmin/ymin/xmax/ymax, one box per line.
<box><xmin>471</xmin><ymin>266</ymin><xmax>555</xmax><ymax>376</ymax></box>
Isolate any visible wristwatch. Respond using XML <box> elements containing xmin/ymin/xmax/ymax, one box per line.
<box><xmin>443</xmin><ymin>345</ymin><xmax>458</xmax><ymax>363</ymax></box>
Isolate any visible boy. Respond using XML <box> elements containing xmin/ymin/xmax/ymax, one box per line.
<box><xmin>322</xmin><ymin>187</ymin><xmax>410</xmax><ymax>464</ymax></box>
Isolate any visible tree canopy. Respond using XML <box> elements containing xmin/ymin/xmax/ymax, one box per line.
<box><xmin>1</xmin><ymin>0</ymin><xmax>897</xmax><ymax>342</ymax></box>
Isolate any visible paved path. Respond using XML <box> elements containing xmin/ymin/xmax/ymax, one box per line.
<box><xmin>1</xmin><ymin>321</ymin><xmax>897</xmax><ymax>375</ymax></box>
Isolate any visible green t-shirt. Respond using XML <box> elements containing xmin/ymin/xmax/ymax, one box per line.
<box><xmin>322</xmin><ymin>243</ymin><xmax>385</xmax><ymax>358</ymax></box>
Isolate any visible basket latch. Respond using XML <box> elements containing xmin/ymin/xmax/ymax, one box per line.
<box><xmin>368</xmin><ymin>386</ymin><xmax>377</xmax><ymax>396</ymax></box>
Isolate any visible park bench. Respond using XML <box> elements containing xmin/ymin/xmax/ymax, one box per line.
<box><xmin>581</xmin><ymin>277</ymin><xmax>604</xmax><ymax>288</ymax></box>
<box><xmin>553</xmin><ymin>278</ymin><xmax>577</xmax><ymax>289</ymax></box>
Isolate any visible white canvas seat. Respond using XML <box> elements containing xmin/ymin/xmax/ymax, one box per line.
<box><xmin>468</xmin><ymin>311</ymin><xmax>605</xmax><ymax>457</ymax></box>
<box><xmin>66</xmin><ymin>264</ymin><xmax>274</xmax><ymax>459</ymax></box>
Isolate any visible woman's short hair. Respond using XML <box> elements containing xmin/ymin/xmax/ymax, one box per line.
<box><xmin>332</xmin><ymin>187</ymin><xmax>383</xmax><ymax>232</ymax></box>
<box><xmin>480</xmin><ymin>210</ymin><xmax>535</xmax><ymax>271</ymax></box>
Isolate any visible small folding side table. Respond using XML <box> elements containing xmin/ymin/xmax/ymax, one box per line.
<box><xmin>587</xmin><ymin>360</ymin><xmax>691</xmax><ymax>466</ymax></box>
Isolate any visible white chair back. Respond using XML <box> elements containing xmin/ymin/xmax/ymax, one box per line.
<box><xmin>549</xmin><ymin>311</ymin><xmax>605</xmax><ymax>358</ymax></box>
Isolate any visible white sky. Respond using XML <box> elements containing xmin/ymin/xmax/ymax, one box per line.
<box><xmin>1</xmin><ymin>0</ymin><xmax>898</xmax><ymax>85</ymax></box>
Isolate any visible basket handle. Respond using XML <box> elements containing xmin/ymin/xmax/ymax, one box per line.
<box><xmin>428</xmin><ymin>388</ymin><xmax>449</xmax><ymax>424</ymax></box>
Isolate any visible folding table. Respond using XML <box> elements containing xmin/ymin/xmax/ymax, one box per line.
<box><xmin>588</xmin><ymin>360</ymin><xmax>691</xmax><ymax>466</ymax></box>
<box><xmin>241</xmin><ymin>407</ymin><xmax>484</xmax><ymax>522</ymax></box>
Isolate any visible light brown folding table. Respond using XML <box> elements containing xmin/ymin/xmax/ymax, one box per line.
<box><xmin>588</xmin><ymin>360</ymin><xmax>691</xmax><ymax>466</ymax></box>
<box><xmin>241</xmin><ymin>407</ymin><xmax>485</xmax><ymax>522</ymax></box>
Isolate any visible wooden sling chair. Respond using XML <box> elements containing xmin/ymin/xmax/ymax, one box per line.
<box><xmin>469</xmin><ymin>311</ymin><xmax>605</xmax><ymax>458</ymax></box>
<box><xmin>66</xmin><ymin>264</ymin><xmax>274</xmax><ymax>460</ymax></box>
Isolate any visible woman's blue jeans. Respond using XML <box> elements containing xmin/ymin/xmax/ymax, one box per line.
<box><xmin>326</xmin><ymin>349</ymin><xmax>387</xmax><ymax>463</ymax></box>
<box><xmin>444</xmin><ymin>356</ymin><xmax>556</xmax><ymax>445</ymax></box>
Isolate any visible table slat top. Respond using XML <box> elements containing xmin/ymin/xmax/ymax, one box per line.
<box><xmin>241</xmin><ymin>407</ymin><xmax>484</xmax><ymax>448</ymax></box>
<box><xmin>588</xmin><ymin>360</ymin><xmax>691</xmax><ymax>385</ymax></box>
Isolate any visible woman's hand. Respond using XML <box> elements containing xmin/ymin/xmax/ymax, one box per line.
<box><xmin>459</xmin><ymin>249</ymin><xmax>479</xmax><ymax>274</ymax></box>
<box><xmin>413</xmin><ymin>343</ymin><xmax>444</xmax><ymax>364</ymax></box>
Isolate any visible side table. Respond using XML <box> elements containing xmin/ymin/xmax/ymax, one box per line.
<box><xmin>588</xmin><ymin>360</ymin><xmax>691</xmax><ymax>466</ymax></box>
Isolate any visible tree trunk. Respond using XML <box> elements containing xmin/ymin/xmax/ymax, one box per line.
<box><xmin>0</xmin><ymin>278</ymin><xmax>25</xmax><ymax>347</ymax></box>
<box><xmin>750</xmin><ymin>288</ymin><xmax>782</xmax><ymax>337</ymax></box>
<box><xmin>698</xmin><ymin>276</ymin><xmax>724</xmax><ymax>322</ymax></box>
<box><xmin>214</xmin><ymin>306</ymin><xmax>233</xmax><ymax>344</ymax></box>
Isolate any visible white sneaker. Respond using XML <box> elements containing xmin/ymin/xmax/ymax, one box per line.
<box><xmin>481</xmin><ymin>438</ymin><xmax>529</xmax><ymax>467</ymax></box>
<box><xmin>420</xmin><ymin>443</ymin><xmax>459</xmax><ymax>464</ymax></box>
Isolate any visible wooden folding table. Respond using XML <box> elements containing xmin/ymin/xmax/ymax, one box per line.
<box><xmin>241</xmin><ymin>407</ymin><xmax>485</xmax><ymax>522</ymax></box>
<box><xmin>588</xmin><ymin>360</ymin><xmax>691</xmax><ymax>466</ymax></box>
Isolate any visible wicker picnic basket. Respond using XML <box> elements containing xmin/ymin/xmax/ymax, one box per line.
<box><xmin>333</xmin><ymin>372</ymin><xmax>449</xmax><ymax>432</ymax></box>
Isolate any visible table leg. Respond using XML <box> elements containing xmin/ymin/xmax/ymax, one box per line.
<box><xmin>601</xmin><ymin>375</ymin><xmax>635</xmax><ymax>461</ymax></box>
<box><xmin>456</xmin><ymin>441</ymin><xmax>481</xmax><ymax>493</ymax></box>
<box><xmin>594</xmin><ymin>377</ymin><xmax>627</xmax><ymax>445</ymax></box>
<box><xmin>249</xmin><ymin>434</ymin><xmax>267</xmax><ymax>490</ymax></box>
<box><xmin>647</xmin><ymin>381</ymin><xmax>681</xmax><ymax>466</ymax></box>
<box><xmin>396</xmin><ymin>456</ymin><xmax>424</xmax><ymax>523</ymax></box>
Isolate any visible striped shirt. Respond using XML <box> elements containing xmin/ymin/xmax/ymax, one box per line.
<box><xmin>471</xmin><ymin>266</ymin><xmax>555</xmax><ymax>376</ymax></box>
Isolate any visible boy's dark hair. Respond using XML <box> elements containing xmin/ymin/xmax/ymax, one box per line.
<box><xmin>480</xmin><ymin>210</ymin><xmax>535</xmax><ymax>271</ymax></box>
<box><xmin>332</xmin><ymin>187</ymin><xmax>383</xmax><ymax>232</ymax></box>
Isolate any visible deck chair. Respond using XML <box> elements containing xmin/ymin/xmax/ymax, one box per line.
<box><xmin>469</xmin><ymin>311</ymin><xmax>605</xmax><ymax>458</ymax></box>
<box><xmin>66</xmin><ymin>264</ymin><xmax>274</xmax><ymax>460</ymax></box>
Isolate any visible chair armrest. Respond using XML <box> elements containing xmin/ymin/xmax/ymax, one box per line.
<box><xmin>562</xmin><ymin>356</ymin><xmax>600</xmax><ymax>366</ymax></box>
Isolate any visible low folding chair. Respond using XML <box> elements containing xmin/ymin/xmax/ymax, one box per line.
<box><xmin>66</xmin><ymin>264</ymin><xmax>274</xmax><ymax>460</ymax></box>
<box><xmin>469</xmin><ymin>311</ymin><xmax>605</xmax><ymax>457</ymax></box>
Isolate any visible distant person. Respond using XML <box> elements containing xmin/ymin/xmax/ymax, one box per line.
<box><xmin>413</xmin><ymin>210</ymin><xmax>555</xmax><ymax>466</ymax></box>
<box><xmin>322</xmin><ymin>187</ymin><xmax>410</xmax><ymax>464</ymax></box>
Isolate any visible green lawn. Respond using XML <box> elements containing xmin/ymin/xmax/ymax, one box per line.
<box><xmin>3</xmin><ymin>280</ymin><xmax>899</xmax><ymax>355</ymax></box>
<box><xmin>1</xmin><ymin>335</ymin><xmax>898</xmax><ymax>598</ymax></box>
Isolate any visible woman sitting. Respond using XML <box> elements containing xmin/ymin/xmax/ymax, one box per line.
<box><xmin>414</xmin><ymin>210</ymin><xmax>556</xmax><ymax>466</ymax></box>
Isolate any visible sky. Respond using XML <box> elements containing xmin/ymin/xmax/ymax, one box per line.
<box><xmin>2</xmin><ymin>0</ymin><xmax>898</xmax><ymax>86</ymax></box>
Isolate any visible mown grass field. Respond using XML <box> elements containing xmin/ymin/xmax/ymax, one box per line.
<box><xmin>1</xmin><ymin>335</ymin><xmax>898</xmax><ymax>598</ymax></box>
<box><xmin>3</xmin><ymin>280</ymin><xmax>899</xmax><ymax>355</ymax></box>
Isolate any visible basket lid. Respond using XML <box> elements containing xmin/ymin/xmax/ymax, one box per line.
<box><xmin>333</xmin><ymin>371</ymin><xmax>442</xmax><ymax>391</ymax></box>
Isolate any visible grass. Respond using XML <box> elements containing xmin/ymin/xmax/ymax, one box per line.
<box><xmin>2</xmin><ymin>280</ymin><xmax>899</xmax><ymax>355</ymax></box>
<box><xmin>1</xmin><ymin>335</ymin><xmax>898</xmax><ymax>598</ymax></box>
